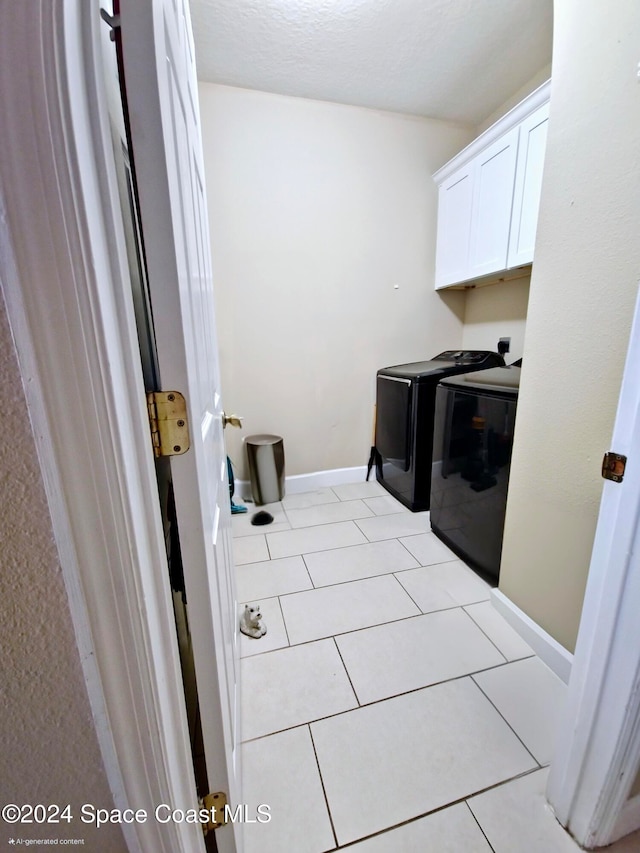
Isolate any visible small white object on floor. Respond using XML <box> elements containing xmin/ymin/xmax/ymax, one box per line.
<box><xmin>240</xmin><ymin>603</ymin><xmax>267</xmax><ymax>639</ymax></box>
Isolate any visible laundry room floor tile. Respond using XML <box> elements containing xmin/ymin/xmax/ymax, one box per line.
<box><xmin>330</xmin><ymin>481</ymin><xmax>386</xmax><ymax>501</ymax></box>
<box><xmin>242</xmin><ymin>726</ymin><xmax>335</xmax><ymax>853</ymax></box>
<box><xmin>303</xmin><ymin>538</ymin><xmax>419</xmax><ymax>587</ymax></box>
<box><xmin>241</xmin><ymin>639</ymin><xmax>357</xmax><ymax>741</ymax></box>
<box><xmin>398</xmin><ymin>531</ymin><xmax>460</xmax><ymax>566</ymax></box>
<box><xmin>279</xmin><ymin>574</ymin><xmax>420</xmax><ymax>645</ymax></box>
<box><xmin>362</xmin><ymin>494</ymin><xmax>409</xmax><ymax>515</ymax></box>
<box><xmin>343</xmin><ymin>803</ymin><xmax>493</xmax><ymax>852</ymax></box>
<box><xmin>473</xmin><ymin>657</ymin><xmax>567</xmax><ymax>765</ymax></box>
<box><xmin>282</xmin><ymin>488</ymin><xmax>339</xmax><ymax>509</ymax></box>
<box><xmin>231</xmin><ymin>501</ymin><xmax>290</xmax><ymax>536</ymax></box>
<box><xmin>233</xmin><ymin>534</ymin><xmax>269</xmax><ymax>566</ymax></box>
<box><xmin>467</xmin><ymin>768</ymin><xmax>580</xmax><ymax>853</ymax></box>
<box><xmin>395</xmin><ymin>560</ymin><xmax>491</xmax><ymax>608</ymax></box>
<box><xmin>335</xmin><ymin>608</ymin><xmax>506</xmax><ymax>704</ymax></box>
<box><xmin>310</xmin><ymin>678</ymin><xmax>537</xmax><ymax>846</ymax></box>
<box><xmin>235</xmin><ymin>480</ymin><xmax>581</xmax><ymax>851</ymax></box>
<box><xmin>266</xmin><ymin>521</ymin><xmax>367</xmax><ymax>559</ymax></box>
<box><xmin>464</xmin><ymin>600</ymin><xmax>535</xmax><ymax>661</ymax></box>
<box><xmin>355</xmin><ymin>511</ymin><xmax>432</xmax><ymax>541</ymax></box>
<box><xmin>239</xmin><ymin>597</ymin><xmax>289</xmax><ymax>658</ymax></box>
<box><xmin>236</xmin><ymin>554</ymin><xmax>313</xmax><ymax>602</ymax></box>
<box><xmin>285</xmin><ymin>499</ymin><xmax>374</xmax><ymax>528</ymax></box>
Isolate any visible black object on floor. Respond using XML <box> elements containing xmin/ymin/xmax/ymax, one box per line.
<box><xmin>251</xmin><ymin>511</ymin><xmax>274</xmax><ymax>526</ymax></box>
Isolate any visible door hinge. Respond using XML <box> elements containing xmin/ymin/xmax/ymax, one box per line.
<box><xmin>146</xmin><ymin>391</ymin><xmax>190</xmax><ymax>458</ymax></box>
<box><xmin>200</xmin><ymin>791</ymin><xmax>228</xmax><ymax>835</ymax></box>
<box><xmin>602</xmin><ymin>451</ymin><xmax>626</xmax><ymax>483</ymax></box>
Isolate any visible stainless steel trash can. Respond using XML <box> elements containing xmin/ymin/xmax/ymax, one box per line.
<box><xmin>245</xmin><ymin>434</ymin><xmax>285</xmax><ymax>505</ymax></box>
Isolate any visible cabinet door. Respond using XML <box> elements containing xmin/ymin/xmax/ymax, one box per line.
<box><xmin>507</xmin><ymin>102</ymin><xmax>549</xmax><ymax>267</ymax></box>
<box><xmin>467</xmin><ymin>126</ymin><xmax>519</xmax><ymax>279</ymax></box>
<box><xmin>434</xmin><ymin>163</ymin><xmax>474</xmax><ymax>289</ymax></box>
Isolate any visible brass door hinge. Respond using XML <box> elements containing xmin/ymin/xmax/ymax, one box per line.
<box><xmin>200</xmin><ymin>791</ymin><xmax>228</xmax><ymax>835</ymax></box>
<box><xmin>602</xmin><ymin>452</ymin><xmax>626</xmax><ymax>483</ymax></box>
<box><xmin>147</xmin><ymin>391</ymin><xmax>190</xmax><ymax>458</ymax></box>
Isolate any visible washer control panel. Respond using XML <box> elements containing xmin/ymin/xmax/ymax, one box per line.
<box><xmin>434</xmin><ymin>350</ymin><xmax>496</xmax><ymax>364</ymax></box>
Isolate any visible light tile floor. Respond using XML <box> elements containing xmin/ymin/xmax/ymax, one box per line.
<box><xmin>233</xmin><ymin>480</ymin><xmax>640</xmax><ymax>853</ymax></box>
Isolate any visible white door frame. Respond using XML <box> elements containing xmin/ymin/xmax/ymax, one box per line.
<box><xmin>0</xmin><ymin>3</ymin><xmax>208</xmax><ymax>851</ymax></box>
<box><xmin>547</xmin><ymin>282</ymin><xmax>640</xmax><ymax>847</ymax></box>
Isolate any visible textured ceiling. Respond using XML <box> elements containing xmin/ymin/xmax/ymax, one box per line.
<box><xmin>189</xmin><ymin>0</ymin><xmax>553</xmax><ymax>125</ymax></box>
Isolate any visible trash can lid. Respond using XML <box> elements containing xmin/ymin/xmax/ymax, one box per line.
<box><xmin>245</xmin><ymin>434</ymin><xmax>283</xmax><ymax>445</ymax></box>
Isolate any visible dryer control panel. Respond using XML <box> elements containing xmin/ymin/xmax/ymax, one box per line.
<box><xmin>434</xmin><ymin>350</ymin><xmax>499</xmax><ymax>364</ymax></box>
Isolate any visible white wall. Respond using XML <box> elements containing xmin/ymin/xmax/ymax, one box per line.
<box><xmin>199</xmin><ymin>84</ymin><xmax>472</xmax><ymax>479</ymax></box>
<box><xmin>0</xmin><ymin>293</ymin><xmax>125</xmax><ymax>850</ymax></box>
<box><xmin>499</xmin><ymin>0</ymin><xmax>640</xmax><ymax>654</ymax></box>
<box><xmin>462</xmin><ymin>274</ymin><xmax>531</xmax><ymax>363</ymax></box>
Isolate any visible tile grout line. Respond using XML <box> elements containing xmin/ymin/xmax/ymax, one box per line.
<box><xmin>396</xmin><ymin>533</ymin><xmax>425</xmax><ymax>562</ymax></box>
<box><xmin>276</xmin><ymin>595</ymin><xmax>291</xmax><ymax>648</ymax></box>
<box><xmin>307</xmin><ymin>724</ymin><xmax>340</xmax><ymax>851</ymax></box>
<box><xmin>264</xmin><ymin>531</ymin><xmax>272</xmax><ymax>561</ymax></box>
<box><xmin>268</xmin><ymin>513</ymin><xmax>375</xmax><ymax>533</ymax></box>
<box><xmin>303</xmin><ymin>765</ymin><xmax>546</xmax><ymax>853</ymax></box>
<box><xmin>332</xmin><ymin>636</ymin><xmax>361</xmax><ymax>708</ymax></box>
<box><xmin>390</xmin><ymin>565</ymin><xmax>428</xmax><ymax>612</ymax></box>
<box><xmin>240</xmin><ymin>598</ymin><xmax>511</xmax><ymax>658</ymax></box>
<box><xmin>294</xmin><ymin>558</ymin><xmax>459</xmax><ymax>591</ymax></box>
<box><xmin>235</xmin><ymin>535</ymin><xmax>459</xmax><ymax>566</ymax></box>
<box><xmin>461</xmin><ymin>603</ymin><xmax>537</xmax><ymax>664</ymax></box>
<box><xmin>300</xmin><ymin>552</ymin><xmax>317</xmax><ymax>589</ymax></box>
<box><xmin>464</xmin><ymin>800</ymin><xmax>498</xmax><ymax>853</ymax></box>
<box><xmin>236</xmin><ymin>558</ymin><xmax>460</xmax><ymax>597</ymax></box>
<box><xmin>238</xmin><ymin>664</ymin><xmax>544</xmax><ymax>747</ymax></box>
<box><xmin>470</xmin><ymin>675</ymin><xmax>543</xmax><ymax>770</ymax></box>
<box><xmin>459</xmin><ymin>605</ymin><xmax>509</xmax><ymax>664</ymax></box>
<box><xmin>283</xmin><ymin>610</ymin><xmax>429</xmax><ymax>648</ymax></box>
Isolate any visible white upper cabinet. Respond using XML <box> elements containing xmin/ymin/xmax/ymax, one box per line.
<box><xmin>507</xmin><ymin>101</ymin><xmax>550</xmax><ymax>268</ymax></box>
<box><xmin>434</xmin><ymin>163</ymin><xmax>474</xmax><ymax>288</ymax></box>
<box><xmin>433</xmin><ymin>80</ymin><xmax>551</xmax><ymax>289</ymax></box>
<box><xmin>468</xmin><ymin>127</ymin><xmax>519</xmax><ymax>278</ymax></box>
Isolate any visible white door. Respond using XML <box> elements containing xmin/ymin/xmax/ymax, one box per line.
<box><xmin>547</xmin><ymin>282</ymin><xmax>640</xmax><ymax>846</ymax></box>
<box><xmin>118</xmin><ymin>3</ymin><xmax>241</xmax><ymax>852</ymax></box>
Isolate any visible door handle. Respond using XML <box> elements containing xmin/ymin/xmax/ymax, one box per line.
<box><xmin>222</xmin><ymin>412</ymin><xmax>243</xmax><ymax>429</ymax></box>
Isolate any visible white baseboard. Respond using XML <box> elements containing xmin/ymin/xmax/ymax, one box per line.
<box><xmin>491</xmin><ymin>589</ymin><xmax>573</xmax><ymax>684</ymax></box>
<box><xmin>236</xmin><ymin>466</ymin><xmax>369</xmax><ymax>501</ymax></box>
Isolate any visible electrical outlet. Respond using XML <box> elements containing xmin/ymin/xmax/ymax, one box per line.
<box><xmin>498</xmin><ymin>337</ymin><xmax>511</xmax><ymax>354</ymax></box>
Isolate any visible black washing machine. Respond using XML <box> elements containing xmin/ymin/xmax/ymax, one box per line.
<box><xmin>375</xmin><ymin>351</ymin><xmax>504</xmax><ymax>511</ymax></box>
<box><xmin>430</xmin><ymin>364</ymin><xmax>520</xmax><ymax>580</ymax></box>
